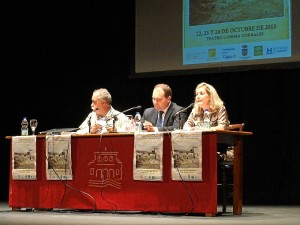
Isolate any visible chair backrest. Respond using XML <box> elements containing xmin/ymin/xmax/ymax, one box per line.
<box><xmin>226</xmin><ymin>123</ymin><xmax>245</xmax><ymax>131</ymax></box>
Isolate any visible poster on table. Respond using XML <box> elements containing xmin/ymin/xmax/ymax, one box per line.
<box><xmin>12</xmin><ymin>136</ymin><xmax>37</xmax><ymax>180</ymax></box>
<box><xmin>171</xmin><ymin>130</ymin><xmax>202</xmax><ymax>181</ymax></box>
<box><xmin>133</xmin><ymin>132</ymin><xmax>163</xmax><ymax>181</ymax></box>
<box><xmin>46</xmin><ymin>134</ymin><xmax>73</xmax><ymax>180</ymax></box>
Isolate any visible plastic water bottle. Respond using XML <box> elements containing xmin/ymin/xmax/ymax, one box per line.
<box><xmin>21</xmin><ymin>117</ymin><xmax>29</xmax><ymax>136</ymax></box>
<box><xmin>134</xmin><ymin>112</ymin><xmax>142</xmax><ymax>132</ymax></box>
<box><xmin>203</xmin><ymin>109</ymin><xmax>211</xmax><ymax>130</ymax></box>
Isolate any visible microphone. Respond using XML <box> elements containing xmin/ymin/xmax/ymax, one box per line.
<box><xmin>173</xmin><ymin>103</ymin><xmax>194</xmax><ymax>119</ymax></box>
<box><xmin>87</xmin><ymin>108</ymin><xmax>96</xmax><ymax>133</ymax></box>
<box><xmin>122</xmin><ymin>105</ymin><xmax>142</xmax><ymax>114</ymax></box>
<box><xmin>106</xmin><ymin>105</ymin><xmax>142</xmax><ymax>122</ymax></box>
<box><xmin>87</xmin><ymin>112</ymin><xmax>93</xmax><ymax>131</ymax></box>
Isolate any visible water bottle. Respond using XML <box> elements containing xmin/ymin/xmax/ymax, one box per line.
<box><xmin>134</xmin><ymin>112</ymin><xmax>142</xmax><ymax>132</ymax></box>
<box><xmin>203</xmin><ymin>109</ymin><xmax>211</xmax><ymax>130</ymax></box>
<box><xmin>21</xmin><ymin>117</ymin><xmax>29</xmax><ymax>136</ymax></box>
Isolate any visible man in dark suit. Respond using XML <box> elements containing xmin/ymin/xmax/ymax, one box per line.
<box><xmin>142</xmin><ymin>83</ymin><xmax>187</xmax><ymax>132</ymax></box>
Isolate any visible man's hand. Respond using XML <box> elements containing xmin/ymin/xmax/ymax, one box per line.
<box><xmin>143</xmin><ymin>120</ymin><xmax>155</xmax><ymax>132</ymax></box>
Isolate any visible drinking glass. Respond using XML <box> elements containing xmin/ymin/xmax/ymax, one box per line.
<box><xmin>125</xmin><ymin>115</ymin><xmax>134</xmax><ymax>132</ymax></box>
<box><xmin>30</xmin><ymin>119</ymin><xmax>38</xmax><ymax>135</ymax></box>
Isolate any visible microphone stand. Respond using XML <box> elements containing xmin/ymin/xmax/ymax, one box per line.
<box><xmin>112</xmin><ymin>116</ymin><xmax>117</xmax><ymax>132</ymax></box>
<box><xmin>87</xmin><ymin>107</ymin><xmax>98</xmax><ymax>134</ymax></box>
<box><xmin>174</xmin><ymin>103</ymin><xmax>194</xmax><ymax>130</ymax></box>
<box><xmin>87</xmin><ymin>113</ymin><xmax>92</xmax><ymax>134</ymax></box>
<box><xmin>178</xmin><ymin>113</ymin><xmax>182</xmax><ymax>130</ymax></box>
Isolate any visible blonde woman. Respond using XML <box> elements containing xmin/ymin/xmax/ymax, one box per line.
<box><xmin>183</xmin><ymin>82</ymin><xmax>229</xmax><ymax>131</ymax></box>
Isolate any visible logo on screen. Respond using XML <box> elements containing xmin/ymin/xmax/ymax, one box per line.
<box><xmin>254</xmin><ymin>46</ymin><xmax>263</xmax><ymax>56</ymax></box>
<box><xmin>241</xmin><ymin>45</ymin><xmax>248</xmax><ymax>56</ymax></box>
<box><xmin>208</xmin><ymin>49</ymin><xmax>216</xmax><ymax>58</ymax></box>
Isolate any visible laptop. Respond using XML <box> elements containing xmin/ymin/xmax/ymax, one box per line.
<box><xmin>39</xmin><ymin>128</ymin><xmax>80</xmax><ymax>135</ymax></box>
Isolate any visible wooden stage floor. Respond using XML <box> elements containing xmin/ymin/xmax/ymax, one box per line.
<box><xmin>0</xmin><ymin>202</ymin><xmax>299</xmax><ymax>225</ymax></box>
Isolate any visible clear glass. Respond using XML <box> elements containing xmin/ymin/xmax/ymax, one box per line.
<box><xmin>95</xmin><ymin>120</ymin><xmax>103</xmax><ymax>133</ymax></box>
<box><xmin>30</xmin><ymin>119</ymin><xmax>38</xmax><ymax>135</ymax></box>
<box><xmin>193</xmin><ymin>114</ymin><xmax>201</xmax><ymax>128</ymax></box>
<box><xmin>125</xmin><ymin>115</ymin><xmax>135</xmax><ymax>132</ymax></box>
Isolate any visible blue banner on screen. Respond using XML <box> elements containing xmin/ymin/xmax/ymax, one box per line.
<box><xmin>183</xmin><ymin>0</ymin><xmax>291</xmax><ymax>65</ymax></box>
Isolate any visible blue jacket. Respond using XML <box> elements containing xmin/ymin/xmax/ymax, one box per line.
<box><xmin>141</xmin><ymin>102</ymin><xmax>187</xmax><ymax>131</ymax></box>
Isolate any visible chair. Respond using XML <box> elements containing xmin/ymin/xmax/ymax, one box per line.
<box><xmin>218</xmin><ymin>123</ymin><xmax>245</xmax><ymax>213</ymax></box>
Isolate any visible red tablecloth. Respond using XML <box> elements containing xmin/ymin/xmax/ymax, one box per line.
<box><xmin>8</xmin><ymin>133</ymin><xmax>217</xmax><ymax>214</ymax></box>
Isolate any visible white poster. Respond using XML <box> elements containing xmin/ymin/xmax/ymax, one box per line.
<box><xmin>171</xmin><ymin>130</ymin><xmax>202</xmax><ymax>181</ymax></box>
<box><xmin>46</xmin><ymin>134</ymin><xmax>73</xmax><ymax>180</ymax></box>
<box><xmin>12</xmin><ymin>136</ymin><xmax>37</xmax><ymax>180</ymax></box>
<box><xmin>133</xmin><ymin>132</ymin><xmax>163</xmax><ymax>181</ymax></box>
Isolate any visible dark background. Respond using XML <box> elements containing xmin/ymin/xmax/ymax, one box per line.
<box><xmin>1</xmin><ymin>1</ymin><xmax>299</xmax><ymax>205</ymax></box>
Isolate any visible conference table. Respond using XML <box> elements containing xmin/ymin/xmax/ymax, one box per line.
<box><xmin>6</xmin><ymin>130</ymin><xmax>252</xmax><ymax>216</ymax></box>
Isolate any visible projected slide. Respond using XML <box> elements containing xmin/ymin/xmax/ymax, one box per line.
<box><xmin>183</xmin><ymin>0</ymin><xmax>291</xmax><ymax>65</ymax></box>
